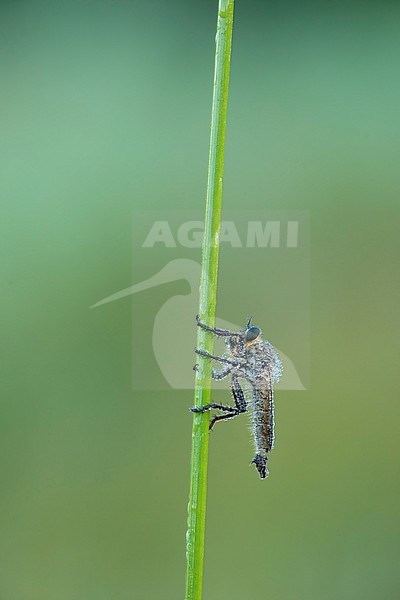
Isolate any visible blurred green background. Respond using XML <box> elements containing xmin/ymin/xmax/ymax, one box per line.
<box><xmin>1</xmin><ymin>1</ymin><xmax>399</xmax><ymax>598</ymax></box>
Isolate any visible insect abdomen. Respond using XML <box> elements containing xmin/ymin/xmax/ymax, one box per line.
<box><xmin>251</xmin><ymin>381</ymin><xmax>275</xmax><ymax>478</ymax></box>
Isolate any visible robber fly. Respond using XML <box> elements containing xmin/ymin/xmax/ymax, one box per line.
<box><xmin>190</xmin><ymin>315</ymin><xmax>282</xmax><ymax>479</ymax></box>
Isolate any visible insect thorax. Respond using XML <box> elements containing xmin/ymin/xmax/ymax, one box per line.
<box><xmin>227</xmin><ymin>336</ymin><xmax>282</xmax><ymax>384</ymax></box>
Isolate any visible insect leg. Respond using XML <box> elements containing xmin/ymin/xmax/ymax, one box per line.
<box><xmin>231</xmin><ymin>375</ymin><xmax>247</xmax><ymax>412</ymax></box>
<box><xmin>206</xmin><ymin>378</ymin><xmax>247</xmax><ymax>430</ymax></box>
<box><xmin>195</xmin><ymin>348</ymin><xmax>242</xmax><ymax>367</ymax></box>
<box><xmin>189</xmin><ymin>402</ymin><xmax>239</xmax><ymax>430</ymax></box>
<box><xmin>193</xmin><ymin>362</ymin><xmax>232</xmax><ymax>380</ymax></box>
<box><xmin>212</xmin><ymin>364</ymin><xmax>232</xmax><ymax>380</ymax></box>
<box><xmin>209</xmin><ymin>411</ymin><xmax>239</xmax><ymax>430</ymax></box>
<box><xmin>190</xmin><ymin>402</ymin><xmax>235</xmax><ymax>414</ymax></box>
<box><xmin>195</xmin><ymin>315</ymin><xmax>240</xmax><ymax>337</ymax></box>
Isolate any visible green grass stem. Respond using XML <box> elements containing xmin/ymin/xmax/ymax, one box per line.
<box><xmin>185</xmin><ymin>2</ymin><xmax>235</xmax><ymax>599</ymax></box>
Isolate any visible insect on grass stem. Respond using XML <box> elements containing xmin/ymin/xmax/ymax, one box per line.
<box><xmin>185</xmin><ymin>1</ymin><xmax>235</xmax><ymax>599</ymax></box>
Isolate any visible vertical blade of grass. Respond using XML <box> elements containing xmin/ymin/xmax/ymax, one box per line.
<box><xmin>185</xmin><ymin>2</ymin><xmax>235</xmax><ymax>599</ymax></box>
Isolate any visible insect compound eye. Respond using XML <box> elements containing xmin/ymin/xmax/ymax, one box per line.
<box><xmin>245</xmin><ymin>326</ymin><xmax>261</xmax><ymax>342</ymax></box>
